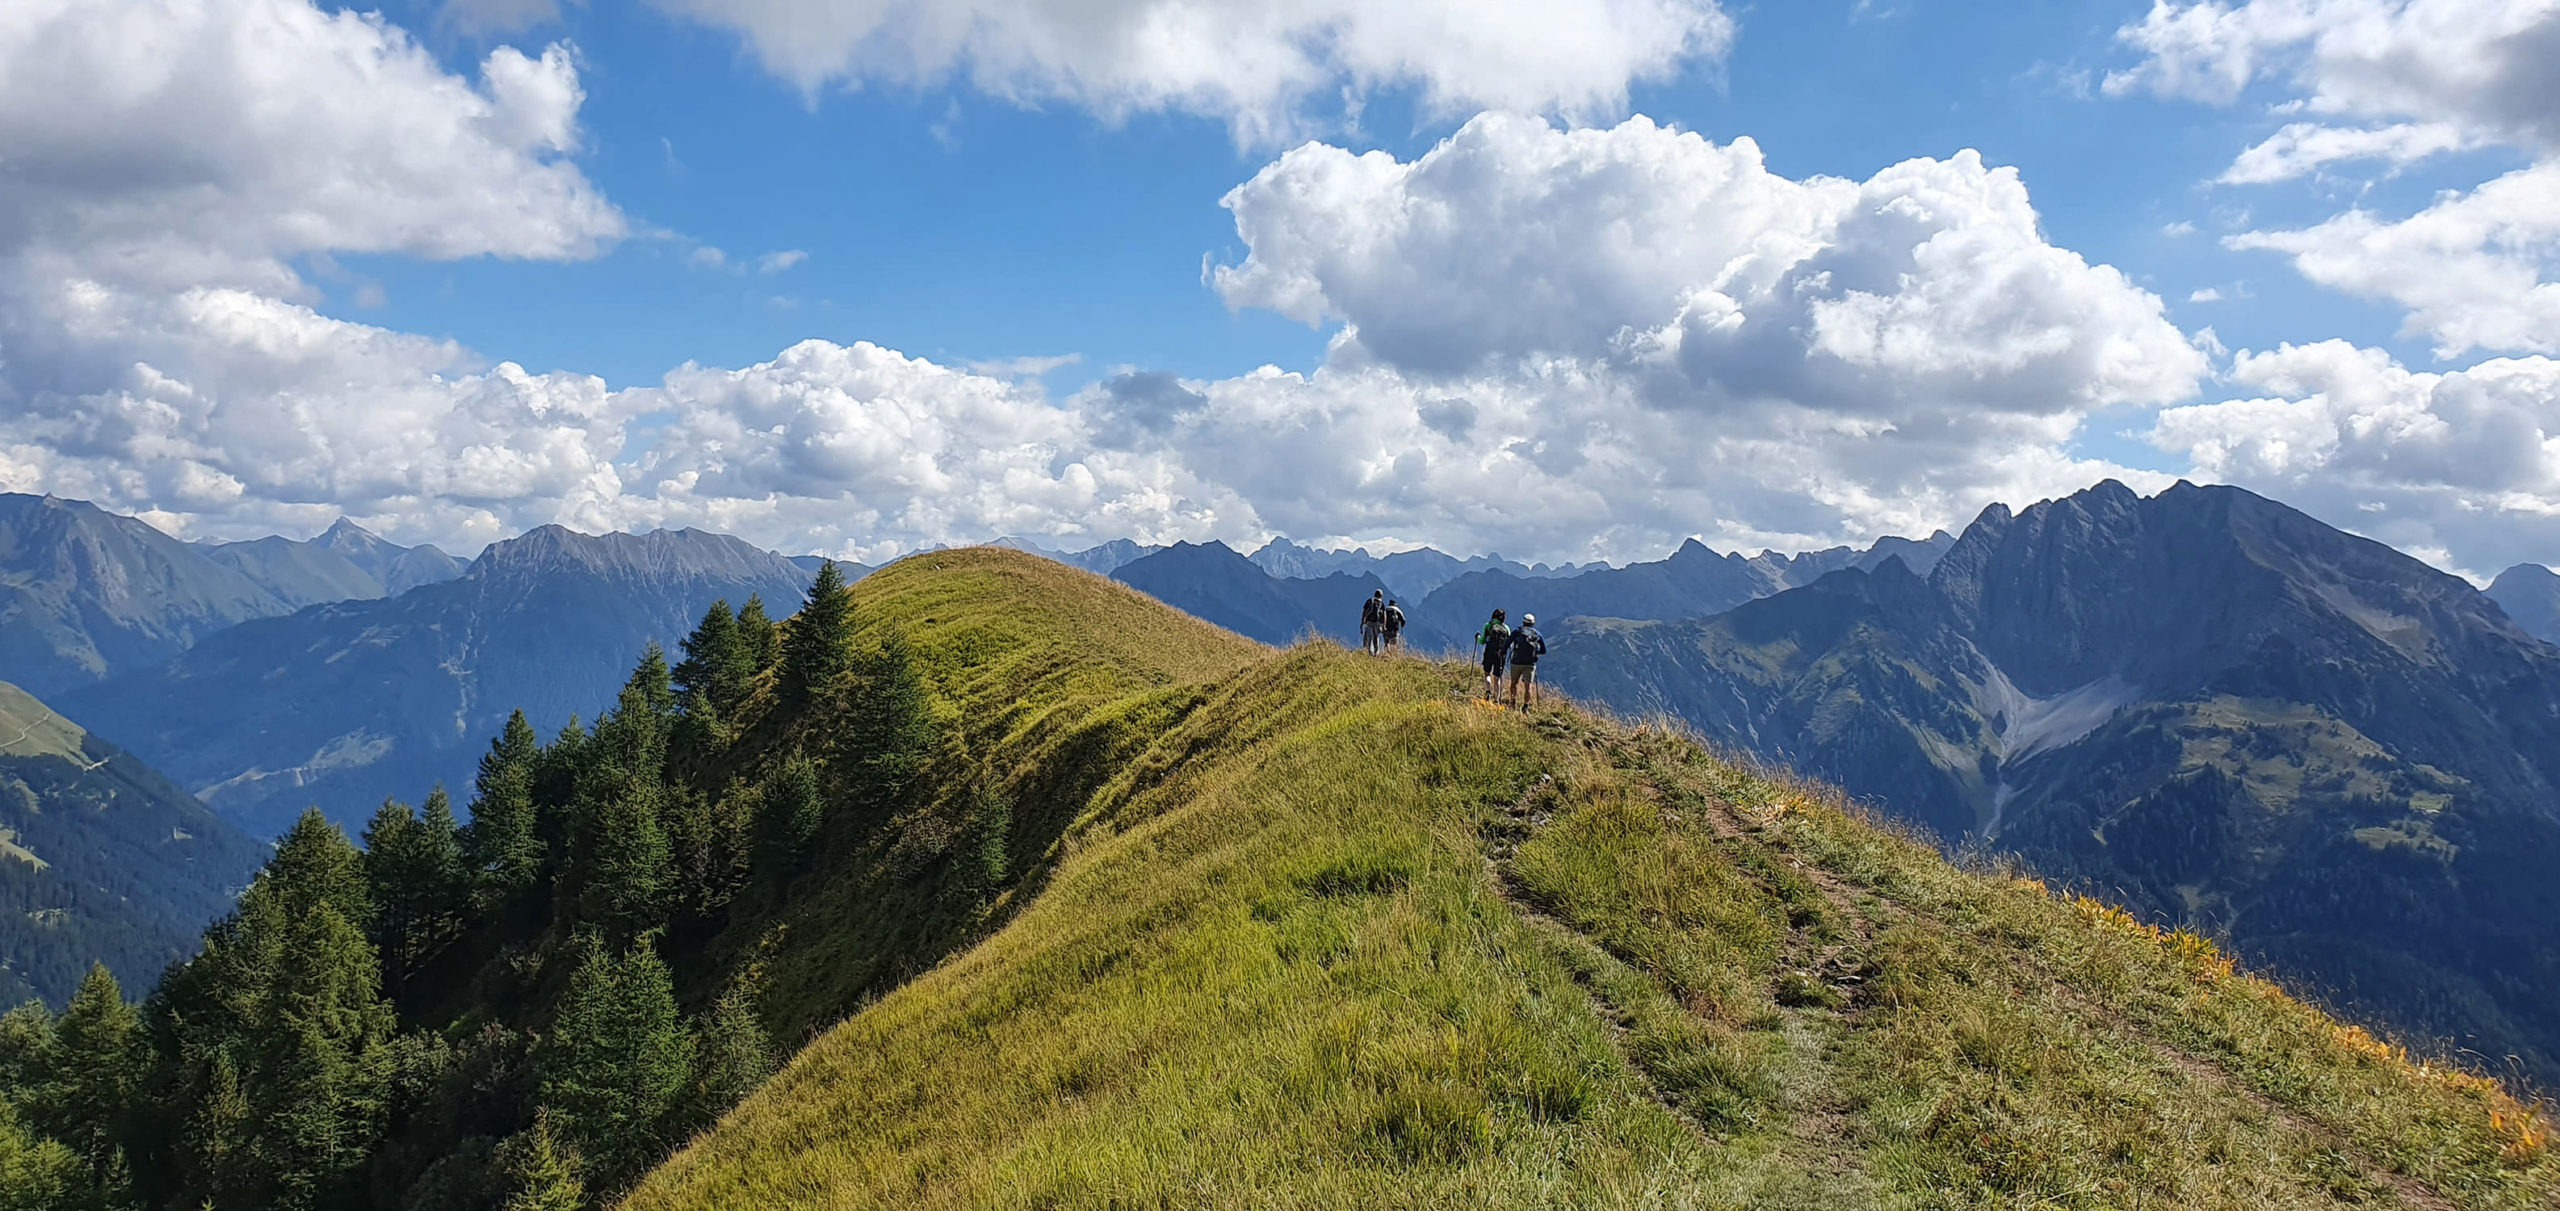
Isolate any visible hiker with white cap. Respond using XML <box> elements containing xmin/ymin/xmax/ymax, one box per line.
<box><xmin>1506</xmin><ymin>613</ymin><xmax>1547</xmax><ymax>708</ymax></box>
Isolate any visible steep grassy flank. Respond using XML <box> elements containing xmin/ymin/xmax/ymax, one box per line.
<box><xmin>631</xmin><ymin>549</ymin><xmax>2555</xmax><ymax>1210</ymax></box>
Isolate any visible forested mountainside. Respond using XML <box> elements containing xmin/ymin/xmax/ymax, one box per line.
<box><xmin>58</xmin><ymin>526</ymin><xmax>811</xmax><ymax>838</ymax></box>
<box><xmin>0</xmin><ymin>681</ymin><xmax>266</xmax><ymax>1008</ymax></box>
<box><xmin>1548</xmin><ymin>480</ymin><xmax>2560</xmax><ymax>1086</ymax></box>
<box><xmin>2488</xmin><ymin>563</ymin><xmax>2560</xmax><ymax>645</ymax></box>
<box><xmin>11</xmin><ymin>548</ymin><xmax>2547</xmax><ymax>1211</ymax></box>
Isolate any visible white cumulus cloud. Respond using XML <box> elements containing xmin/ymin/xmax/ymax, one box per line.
<box><xmin>2227</xmin><ymin>159</ymin><xmax>2560</xmax><ymax>356</ymax></box>
<box><xmin>2150</xmin><ymin>339</ymin><xmax>2560</xmax><ymax>575</ymax></box>
<box><xmin>642</xmin><ymin>0</ymin><xmax>1734</xmax><ymax>143</ymax></box>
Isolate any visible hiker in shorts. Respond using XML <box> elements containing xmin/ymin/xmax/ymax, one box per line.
<box><xmin>1477</xmin><ymin>609</ymin><xmax>1510</xmax><ymax>700</ymax></box>
<box><xmin>1382</xmin><ymin>598</ymin><xmax>1406</xmax><ymax>653</ymax></box>
<box><xmin>1359</xmin><ymin>589</ymin><xmax>1387</xmax><ymax>655</ymax></box>
<box><xmin>1507</xmin><ymin>613</ymin><xmax>1547</xmax><ymax>708</ymax></box>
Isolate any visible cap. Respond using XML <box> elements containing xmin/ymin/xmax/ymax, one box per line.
<box><xmin>1524</xmin><ymin>613</ymin><xmax>1536</xmax><ymax>625</ymax></box>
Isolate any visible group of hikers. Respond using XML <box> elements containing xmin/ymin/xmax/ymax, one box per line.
<box><xmin>1356</xmin><ymin>589</ymin><xmax>1547</xmax><ymax>708</ymax></box>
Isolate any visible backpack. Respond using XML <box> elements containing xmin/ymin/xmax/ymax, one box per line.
<box><xmin>1478</xmin><ymin>620</ymin><xmax>1509</xmax><ymax>651</ymax></box>
<box><xmin>1362</xmin><ymin>597</ymin><xmax>1383</xmax><ymax>626</ymax></box>
<box><xmin>1509</xmin><ymin>626</ymin><xmax>1545</xmax><ymax>663</ymax></box>
<box><xmin>1383</xmin><ymin>605</ymin><xmax>1405</xmax><ymax>632</ymax></box>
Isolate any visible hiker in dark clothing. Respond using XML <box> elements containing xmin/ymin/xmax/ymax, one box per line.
<box><xmin>1382</xmin><ymin>599</ymin><xmax>1406</xmax><ymax>652</ymax></box>
<box><xmin>1477</xmin><ymin>609</ymin><xmax>1510</xmax><ymax>700</ymax></box>
<box><xmin>1360</xmin><ymin>589</ymin><xmax>1387</xmax><ymax>655</ymax></box>
<box><xmin>1507</xmin><ymin>613</ymin><xmax>1547</xmax><ymax>708</ymax></box>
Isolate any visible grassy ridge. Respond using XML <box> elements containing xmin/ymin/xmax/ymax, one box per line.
<box><xmin>630</xmin><ymin>549</ymin><xmax>2556</xmax><ymax>1209</ymax></box>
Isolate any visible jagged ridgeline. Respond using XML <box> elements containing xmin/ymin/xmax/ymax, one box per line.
<box><xmin>5</xmin><ymin>550</ymin><xmax>2555</xmax><ymax>1210</ymax></box>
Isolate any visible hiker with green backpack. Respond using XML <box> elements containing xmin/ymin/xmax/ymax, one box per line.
<box><xmin>1476</xmin><ymin>608</ymin><xmax>1510</xmax><ymax>700</ymax></box>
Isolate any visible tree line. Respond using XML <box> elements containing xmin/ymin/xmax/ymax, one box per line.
<box><xmin>0</xmin><ymin>561</ymin><xmax>994</xmax><ymax>1210</ymax></box>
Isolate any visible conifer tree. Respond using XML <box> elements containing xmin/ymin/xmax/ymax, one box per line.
<box><xmin>675</xmin><ymin>599</ymin><xmax>756</xmax><ymax>720</ymax></box>
<box><xmin>151</xmin><ymin>809</ymin><xmax>395</xmax><ymax>1211</ymax></box>
<box><xmin>537</xmin><ymin>939</ymin><xmax>691</xmax><ymax>1192</ymax></box>
<box><xmin>365</xmin><ymin>791</ymin><xmax>466</xmax><ymax>993</ymax></box>
<box><xmin>779</xmin><ymin>560</ymin><xmax>852</xmax><ymax>706</ymax></box>
<box><xmin>736</xmin><ymin>594</ymin><xmax>780</xmax><ymax>671</ymax></box>
<box><xmin>758</xmin><ymin>757</ymin><xmax>824</xmax><ymax>873</ymax></box>
<box><xmin>0</xmin><ymin>1099</ymin><xmax>79</xmax><ymax>1211</ymax></box>
<box><xmin>593</xmin><ymin>650</ymin><xmax>675</xmax><ymax>779</ymax></box>
<box><xmin>466</xmin><ymin>711</ymin><xmax>548</xmax><ymax>897</ymax></box>
<box><xmin>43</xmin><ymin>963</ymin><xmax>138</xmax><ymax>1178</ymax></box>
<box><xmin>498</xmin><ymin>1109</ymin><xmax>585</xmax><ymax>1211</ymax></box>
<box><xmin>847</xmin><ymin>628</ymin><xmax>937</xmax><ymax>809</ymax></box>
<box><xmin>579</xmin><ymin>780</ymin><xmax>674</xmax><ymax>940</ymax></box>
<box><xmin>959</xmin><ymin>773</ymin><xmax>1013</xmax><ymax>902</ymax></box>
<box><xmin>681</xmin><ymin>981</ymin><xmax>774</xmax><ymax>1134</ymax></box>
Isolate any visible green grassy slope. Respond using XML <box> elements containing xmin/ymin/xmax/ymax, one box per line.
<box><xmin>630</xmin><ymin>549</ymin><xmax>2556</xmax><ymax>1210</ymax></box>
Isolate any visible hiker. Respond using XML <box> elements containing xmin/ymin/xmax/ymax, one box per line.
<box><xmin>1477</xmin><ymin>608</ymin><xmax>1510</xmax><ymax>700</ymax></box>
<box><xmin>1382</xmin><ymin>598</ymin><xmax>1406</xmax><ymax>653</ymax></box>
<box><xmin>1359</xmin><ymin>589</ymin><xmax>1387</xmax><ymax>655</ymax></box>
<box><xmin>1507</xmin><ymin>613</ymin><xmax>1547</xmax><ymax>708</ymax></box>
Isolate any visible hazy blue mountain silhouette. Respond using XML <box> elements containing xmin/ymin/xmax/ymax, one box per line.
<box><xmin>60</xmin><ymin>526</ymin><xmax>811</xmax><ymax>838</ymax></box>
<box><xmin>1111</xmin><ymin>541</ymin><xmax>1392</xmax><ymax>648</ymax></box>
<box><xmin>2488</xmin><ymin>563</ymin><xmax>2560</xmax><ymax>646</ymax></box>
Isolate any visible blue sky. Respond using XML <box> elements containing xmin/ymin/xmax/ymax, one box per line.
<box><xmin>352</xmin><ymin>0</ymin><xmax>2426</xmax><ymax>392</ymax></box>
<box><xmin>3</xmin><ymin>0</ymin><xmax>2556</xmax><ymax>572</ymax></box>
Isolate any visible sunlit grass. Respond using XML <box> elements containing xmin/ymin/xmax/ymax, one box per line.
<box><xmin>627</xmin><ymin>549</ymin><xmax>2557</xmax><ymax>1209</ymax></box>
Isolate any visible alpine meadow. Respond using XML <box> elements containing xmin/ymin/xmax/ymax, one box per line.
<box><xmin>9</xmin><ymin>0</ymin><xmax>2560</xmax><ymax>1208</ymax></box>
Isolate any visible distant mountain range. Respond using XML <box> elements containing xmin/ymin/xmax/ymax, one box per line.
<box><xmin>2488</xmin><ymin>563</ymin><xmax>2560</xmax><ymax>646</ymax></box>
<box><xmin>1546</xmin><ymin>481</ymin><xmax>2560</xmax><ymax>1083</ymax></box>
<box><xmin>1111</xmin><ymin>541</ymin><xmax>1393</xmax><ymax>647</ymax></box>
<box><xmin>0</xmin><ymin>494</ymin><xmax>461</xmax><ymax>698</ymax></box>
<box><xmin>0</xmin><ymin>679</ymin><xmax>264</xmax><ymax>1006</ymax></box>
<box><xmin>197</xmin><ymin>516</ymin><xmax>463</xmax><ymax>604</ymax></box>
<box><xmin>59</xmin><ymin>526</ymin><xmax>811</xmax><ymax>837</ymax></box>
<box><xmin>999</xmin><ymin>534</ymin><xmax>1611</xmax><ymax>601</ymax></box>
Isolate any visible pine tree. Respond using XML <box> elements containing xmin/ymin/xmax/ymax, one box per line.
<box><xmin>674</xmin><ymin>599</ymin><xmax>756</xmax><ymax>720</ymax></box>
<box><xmin>538</xmin><ymin>939</ymin><xmax>691</xmax><ymax>1192</ymax></box>
<box><xmin>44</xmin><ymin>964</ymin><xmax>138</xmax><ymax>1176</ymax></box>
<box><xmin>151</xmin><ymin>809</ymin><xmax>395</xmax><ymax>1211</ymax></box>
<box><xmin>736</xmin><ymin>594</ymin><xmax>780</xmax><ymax>671</ymax></box>
<box><xmin>466</xmin><ymin>711</ymin><xmax>548</xmax><ymax>897</ymax></box>
<box><xmin>593</xmin><ymin>649</ymin><xmax>676</xmax><ymax>779</ymax></box>
<box><xmin>758</xmin><ymin>757</ymin><xmax>824</xmax><ymax>874</ymax></box>
<box><xmin>779</xmin><ymin>560</ymin><xmax>852</xmax><ymax>706</ymax></box>
<box><xmin>959</xmin><ymin>772</ymin><xmax>1013</xmax><ymax>902</ymax></box>
<box><xmin>365</xmin><ymin>792</ymin><xmax>466</xmax><ymax>994</ymax></box>
<box><xmin>578</xmin><ymin>779</ymin><xmax>674</xmax><ymax>940</ymax></box>
<box><xmin>847</xmin><ymin>628</ymin><xmax>937</xmax><ymax>810</ymax></box>
<box><xmin>680</xmin><ymin>981</ymin><xmax>774</xmax><ymax>1134</ymax></box>
<box><xmin>498</xmin><ymin>1109</ymin><xmax>585</xmax><ymax>1211</ymax></box>
<box><xmin>0</xmin><ymin>1099</ymin><xmax>79</xmax><ymax>1211</ymax></box>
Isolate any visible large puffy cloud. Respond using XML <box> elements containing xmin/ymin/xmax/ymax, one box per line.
<box><xmin>0</xmin><ymin>0</ymin><xmax>628</xmax><ymax>542</ymax></box>
<box><xmin>643</xmin><ymin>0</ymin><xmax>1731</xmax><ymax>143</ymax></box>
<box><xmin>2108</xmin><ymin>0</ymin><xmax>2560</xmax><ymax>154</ymax></box>
<box><xmin>2110</xmin><ymin>3</ymin><xmax>2560</xmax><ymax>359</ymax></box>
<box><xmin>1183</xmin><ymin>114</ymin><xmax>2204</xmax><ymax>559</ymax></box>
<box><xmin>2150</xmin><ymin>340</ymin><xmax>2560</xmax><ymax>573</ymax></box>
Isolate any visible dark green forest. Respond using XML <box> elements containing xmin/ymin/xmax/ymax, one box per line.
<box><xmin>0</xmin><ymin>561</ymin><xmax>1004</xmax><ymax>1210</ymax></box>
